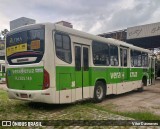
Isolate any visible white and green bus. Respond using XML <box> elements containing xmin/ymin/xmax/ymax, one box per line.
<box><xmin>6</xmin><ymin>23</ymin><xmax>155</xmax><ymax>104</ymax></box>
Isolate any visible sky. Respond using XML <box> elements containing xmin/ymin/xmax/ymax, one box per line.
<box><xmin>0</xmin><ymin>0</ymin><xmax>160</xmax><ymax>35</ymax></box>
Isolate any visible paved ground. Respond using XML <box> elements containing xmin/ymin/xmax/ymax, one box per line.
<box><xmin>98</xmin><ymin>78</ymin><xmax>160</xmax><ymax>115</ymax></box>
<box><xmin>0</xmin><ymin>83</ymin><xmax>7</xmax><ymax>90</ymax></box>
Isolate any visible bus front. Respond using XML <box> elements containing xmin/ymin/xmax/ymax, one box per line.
<box><xmin>6</xmin><ymin>24</ymin><xmax>52</xmax><ymax>103</ymax></box>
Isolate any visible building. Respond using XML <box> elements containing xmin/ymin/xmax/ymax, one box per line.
<box><xmin>99</xmin><ymin>22</ymin><xmax>160</xmax><ymax>49</ymax></box>
<box><xmin>99</xmin><ymin>29</ymin><xmax>127</xmax><ymax>42</ymax></box>
<box><xmin>55</xmin><ymin>21</ymin><xmax>73</xmax><ymax>28</ymax></box>
<box><xmin>10</xmin><ymin>17</ymin><xmax>36</xmax><ymax>30</ymax></box>
<box><xmin>99</xmin><ymin>22</ymin><xmax>160</xmax><ymax>78</ymax></box>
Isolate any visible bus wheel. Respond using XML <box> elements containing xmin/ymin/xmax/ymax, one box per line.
<box><xmin>94</xmin><ymin>81</ymin><xmax>106</xmax><ymax>103</ymax></box>
<box><xmin>138</xmin><ymin>77</ymin><xmax>147</xmax><ymax>92</ymax></box>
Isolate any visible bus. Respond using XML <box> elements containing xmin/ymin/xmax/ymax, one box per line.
<box><xmin>0</xmin><ymin>60</ymin><xmax>5</xmax><ymax>83</ymax></box>
<box><xmin>6</xmin><ymin>23</ymin><xmax>155</xmax><ymax>104</ymax></box>
<box><xmin>0</xmin><ymin>41</ymin><xmax>6</xmax><ymax>83</ymax></box>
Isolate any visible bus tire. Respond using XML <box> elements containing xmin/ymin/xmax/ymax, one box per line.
<box><xmin>93</xmin><ymin>81</ymin><xmax>106</xmax><ymax>103</ymax></box>
<box><xmin>138</xmin><ymin>77</ymin><xmax>147</xmax><ymax>92</ymax></box>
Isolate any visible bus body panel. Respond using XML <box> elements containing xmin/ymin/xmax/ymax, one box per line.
<box><xmin>8</xmin><ymin>88</ymin><xmax>57</xmax><ymax>104</ymax></box>
<box><xmin>7</xmin><ymin>65</ymin><xmax>44</xmax><ymax>90</ymax></box>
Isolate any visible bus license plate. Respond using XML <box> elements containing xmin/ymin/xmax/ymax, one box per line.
<box><xmin>20</xmin><ymin>94</ymin><xmax>28</xmax><ymax>98</ymax></box>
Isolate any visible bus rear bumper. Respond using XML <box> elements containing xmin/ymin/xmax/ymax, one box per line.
<box><xmin>7</xmin><ymin>88</ymin><xmax>55</xmax><ymax>104</ymax></box>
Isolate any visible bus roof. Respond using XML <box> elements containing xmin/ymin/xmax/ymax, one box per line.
<box><xmin>54</xmin><ymin>23</ymin><xmax>151</xmax><ymax>54</ymax></box>
<box><xmin>7</xmin><ymin>22</ymin><xmax>152</xmax><ymax>54</ymax></box>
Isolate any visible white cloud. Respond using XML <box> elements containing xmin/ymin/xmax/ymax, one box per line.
<box><xmin>116</xmin><ymin>0</ymin><xmax>135</xmax><ymax>9</ymax></box>
<box><xmin>0</xmin><ymin>12</ymin><xmax>9</xmax><ymax>31</ymax></box>
<box><xmin>0</xmin><ymin>0</ymin><xmax>160</xmax><ymax>35</ymax></box>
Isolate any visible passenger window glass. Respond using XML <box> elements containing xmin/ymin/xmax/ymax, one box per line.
<box><xmin>142</xmin><ymin>52</ymin><xmax>148</xmax><ymax>67</ymax></box>
<box><xmin>92</xmin><ymin>41</ymin><xmax>110</xmax><ymax>66</ymax></box>
<box><xmin>131</xmin><ymin>50</ymin><xmax>134</xmax><ymax>67</ymax></box>
<box><xmin>131</xmin><ymin>50</ymin><xmax>142</xmax><ymax>67</ymax></box>
<box><xmin>63</xmin><ymin>35</ymin><xmax>70</xmax><ymax>49</ymax></box>
<box><xmin>110</xmin><ymin>45</ymin><xmax>119</xmax><ymax>66</ymax></box>
<box><xmin>55</xmin><ymin>34</ymin><xmax>62</xmax><ymax>48</ymax></box>
<box><xmin>120</xmin><ymin>48</ymin><xmax>127</xmax><ymax>67</ymax></box>
<box><xmin>55</xmin><ymin>33</ymin><xmax>72</xmax><ymax>63</ymax></box>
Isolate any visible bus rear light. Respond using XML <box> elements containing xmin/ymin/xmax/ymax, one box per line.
<box><xmin>43</xmin><ymin>69</ymin><xmax>50</xmax><ymax>90</ymax></box>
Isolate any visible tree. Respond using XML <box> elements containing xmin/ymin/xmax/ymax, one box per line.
<box><xmin>1</xmin><ymin>29</ymin><xmax>9</xmax><ymax>40</ymax></box>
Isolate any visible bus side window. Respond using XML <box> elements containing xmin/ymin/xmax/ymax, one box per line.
<box><xmin>131</xmin><ymin>50</ymin><xmax>134</xmax><ymax>67</ymax></box>
<box><xmin>110</xmin><ymin>45</ymin><xmax>119</xmax><ymax>66</ymax></box>
<box><xmin>132</xmin><ymin>50</ymin><xmax>142</xmax><ymax>67</ymax></box>
<box><xmin>55</xmin><ymin>33</ymin><xmax>72</xmax><ymax>63</ymax></box>
<box><xmin>75</xmin><ymin>46</ymin><xmax>81</xmax><ymax>71</ymax></box>
<box><xmin>92</xmin><ymin>41</ymin><xmax>109</xmax><ymax>66</ymax></box>
<box><xmin>123</xmin><ymin>49</ymin><xmax>127</xmax><ymax>67</ymax></box>
<box><xmin>120</xmin><ymin>48</ymin><xmax>127</xmax><ymax>67</ymax></box>
<box><xmin>142</xmin><ymin>52</ymin><xmax>148</xmax><ymax>67</ymax></box>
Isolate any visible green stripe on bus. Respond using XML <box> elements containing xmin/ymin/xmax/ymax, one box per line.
<box><xmin>56</xmin><ymin>66</ymin><xmax>149</xmax><ymax>91</ymax></box>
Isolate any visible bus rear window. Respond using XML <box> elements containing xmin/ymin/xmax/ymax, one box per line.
<box><xmin>6</xmin><ymin>26</ymin><xmax>45</xmax><ymax>65</ymax></box>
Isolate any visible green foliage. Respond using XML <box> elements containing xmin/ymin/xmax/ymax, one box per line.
<box><xmin>0</xmin><ymin>29</ymin><xmax>9</xmax><ymax>40</ymax></box>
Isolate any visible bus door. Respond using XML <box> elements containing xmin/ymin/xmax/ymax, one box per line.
<box><xmin>74</xmin><ymin>44</ymin><xmax>90</xmax><ymax>101</ymax></box>
<box><xmin>149</xmin><ymin>57</ymin><xmax>155</xmax><ymax>85</ymax></box>
<box><xmin>119</xmin><ymin>47</ymin><xmax>130</xmax><ymax>92</ymax></box>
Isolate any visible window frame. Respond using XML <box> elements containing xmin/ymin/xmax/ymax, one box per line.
<box><xmin>92</xmin><ymin>41</ymin><xmax>110</xmax><ymax>66</ymax></box>
<box><xmin>54</xmin><ymin>32</ymin><xmax>72</xmax><ymax>64</ymax></box>
<box><xmin>110</xmin><ymin>45</ymin><xmax>119</xmax><ymax>66</ymax></box>
<box><xmin>142</xmin><ymin>52</ymin><xmax>148</xmax><ymax>67</ymax></box>
<box><xmin>130</xmin><ymin>49</ymin><xmax>142</xmax><ymax>67</ymax></box>
<box><xmin>120</xmin><ymin>48</ymin><xmax>128</xmax><ymax>67</ymax></box>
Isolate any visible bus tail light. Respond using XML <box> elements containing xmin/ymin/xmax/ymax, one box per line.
<box><xmin>43</xmin><ymin>69</ymin><xmax>50</xmax><ymax>90</ymax></box>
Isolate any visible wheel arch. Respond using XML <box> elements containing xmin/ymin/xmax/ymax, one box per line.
<box><xmin>93</xmin><ymin>78</ymin><xmax>107</xmax><ymax>103</ymax></box>
<box><xmin>94</xmin><ymin>78</ymin><xmax>107</xmax><ymax>93</ymax></box>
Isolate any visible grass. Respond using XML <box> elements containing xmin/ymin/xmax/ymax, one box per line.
<box><xmin>85</xmin><ymin>103</ymin><xmax>160</xmax><ymax>120</ymax></box>
<box><xmin>0</xmin><ymin>89</ymin><xmax>160</xmax><ymax>121</ymax></box>
<box><xmin>0</xmin><ymin>90</ymin><xmax>105</xmax><ymax>120</ymax></box>
<box><xmin>117</xmin><ymin>111</ymin><xmax>160</xmax><ymax>120</ymax></box>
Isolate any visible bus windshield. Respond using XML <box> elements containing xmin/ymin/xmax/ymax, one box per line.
<box><xmin>6</xmin><ymin>26</ymin><xmax>45</xmax><ymax>65</ymax></box>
